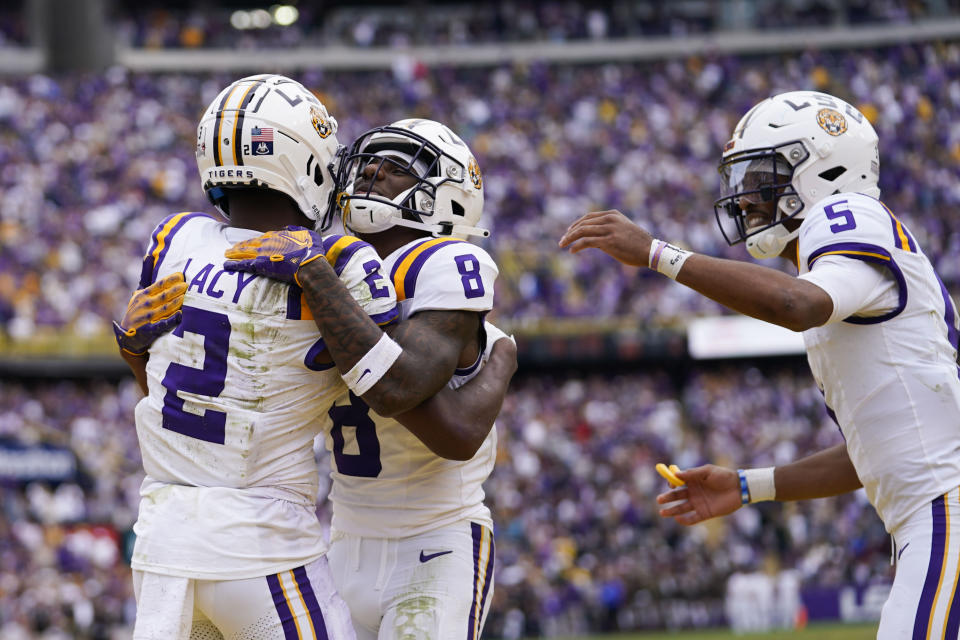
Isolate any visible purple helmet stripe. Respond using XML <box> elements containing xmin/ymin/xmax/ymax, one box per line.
<box><xmin>266</xmin><ymin>572</ymin><xmax>300</xmax><ymax>640</ymax></box>
<box><xmin>913</xmin><ymin>494</ymin><xmax>948</xmax><ymax>639</ymax></box>
<box><xmin>211</xmin><ymin>86</ymin><xmax>234</xmax><ymax>168</ymax></box>
<box><xmin>292</xmin><ymin>565</ymin><xmax>329</xmax><ymax>640</ymax></box>
<box><xmin>808</xmin><ymin>241</ymin><xmax>907</xmax><ymax>325</ymax></box>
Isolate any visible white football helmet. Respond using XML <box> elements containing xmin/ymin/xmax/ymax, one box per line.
<box><xmin>714</xmin><ymin>90</ymin><xmax>880</xmax><ymax>259</ymax></box>
<box><xmin>196</xmin><ymin>74</ymin><xmax>343</xmax><ymax>228</ymax></box>
<box><xmin>332</xmin><ymin>118</ymin><xmax>488</xmax><ymax>239</ymax></box>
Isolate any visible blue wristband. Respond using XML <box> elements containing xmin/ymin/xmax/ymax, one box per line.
<box><xmin>738</xmin><ymin>469</ymin><xmax>751</xmax><ymax>505</ymax></box>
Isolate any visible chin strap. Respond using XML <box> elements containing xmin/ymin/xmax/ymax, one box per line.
<box><xmin>392</xmin><ymin>216</ymin><xmax>490</xmax><ymax>238</ymax></box>
<box><xmin>345</xmin><ymin>196</ymin><xmax>489</xmax><ymax>239</ymax></box>
<box><xmin>746</xmin><ymin>224</ymin><xmax>799</xmax><ymax>260</ymax></box>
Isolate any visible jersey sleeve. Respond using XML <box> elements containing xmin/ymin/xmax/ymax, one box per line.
<box><xmin>392</xmin><ymin>240</ymin><xmax>498</xmax><ymax>316</ymax></box>
<box><xmin>138</xmin><ymin>212</ymin><xmax>215</xmax><ymax>288</ymax></box>
<box><xmin>323</xmin><ymin>234</ymin><xmax>398</xmax><ymax>327</ymax></box>
<box><xmin>797</xmin><ymin>193</ymin><xmax>915</xmax><ymax>323</ymax></box>
<box><xmin>797</xmin><ymin>193</ymin><xmax>918</xmax><ymax>269</ymax></box>
<box><xmin>798</xmin><ymin>254</ymin><xmax>901</xmax><ymax>324</ymax></box>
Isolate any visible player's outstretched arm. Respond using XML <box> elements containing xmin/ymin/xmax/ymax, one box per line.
<box><xmin>657</xmin><ymin>444</ymin><xmax>862</xmax><ymax>526</ymax></box>
<box><xmin>559</xmin><ymin>209</ymin><xmax>654</xmax><ymax>266</ymax></box>
<box><xmin>560</xmin><ymin>210</ymin><xmax>834</xmax><ymax>332</ymax></box>
<box><xmin>114</xmin><ymin>273</ymin><xmax>187</xmax><ymax>394</ymax></box>
<box><xmin>394</xmin><ymin>332</ymin><xmax>517</xmax><ymax>460</ymax></box>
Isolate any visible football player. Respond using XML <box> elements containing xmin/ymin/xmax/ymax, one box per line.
<box><xmin>225</xmin><ymin>119</ymin><xmax>504</xmax><ymax>640</ymax></box>
<box><xmin>561</xmin><ymin>90</ymin><xmax>960</xmax><ymax>639</ymax></box>
<box><xmin>115</xmin><ymin>78</ymin><xmax>515</xmax><ymax>640</ymax></box>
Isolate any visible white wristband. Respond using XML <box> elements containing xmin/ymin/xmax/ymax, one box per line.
<box><xmin>342</xmin><ymin>334</ymin><xmax>403</xmax><ymax>396</ymax></box>
<box><xmin>648</xmin><ymin>238</ymin><xmax>693</xmax><ymax>280</ymax></box>
<box><xmin>743</xmin><ymin>467</ymin><xmax>777</xmax><ymax>503</ymax></box>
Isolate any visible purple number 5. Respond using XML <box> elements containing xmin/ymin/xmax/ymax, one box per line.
<box><xmin>825</xmin><ymin>200</ymin><xmax>856</xmax><ymax>233</ymax></box>
<box><xmin>161</xmin><ymin>306</ymin><xmax>230</xmax><ymax>444</ymax></box>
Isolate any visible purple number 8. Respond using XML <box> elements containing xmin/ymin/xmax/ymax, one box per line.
<box><xmin>455</xmin><ymin>254</ymin><xmax>484</xmax><ymax>299</ymax></box>
<box><xmin>328</xmin><ymin>392</ymin><xmax>381</xmax><ymax>478</ymax></box>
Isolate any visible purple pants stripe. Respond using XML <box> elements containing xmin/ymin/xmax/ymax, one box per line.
<box><xmin>944</xmin><ymin>567</ymin><xmax>960</xmax><ymax>639</ymax></box>
<box><xmin>467</xmin><ymin>523</ymin><xmax>494</xmax><ymax>640</ymax></box>
<box><xmin>267</xmin><ymin>572</ymin><xmax>301</xmax><ymax>640</ymax></box>
<box><xmin>467</xmin><ymin>524</ymin><xmax>483</xmax><ymax>640</ymax></box>
<box><xmin>292</xmin><ymin>565</ymin><xmax>328</xmax><ymax>640</ymax></box>
<box><xmin>913</xmin><ymin>495</ymin><xmax>948</xmax><ymax>640</ymax></box>
<box><xmin>477</xmin><ymin>528</ymin><xmax>495</xmax><ymax>630</ymax></box>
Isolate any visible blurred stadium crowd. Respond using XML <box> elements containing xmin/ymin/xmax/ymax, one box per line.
<box><xmin>2</xmin><ymin>8</ymin><xmax>958</xmax><ymax>638</ymax></box>
<box><xmin>0</xmin><ymin>0</ymin><xmax>943</xmax><ymax>49</ymax></box>
<box><xmin>110</xmin><ymin>0</ymin><xmax>938</xmax><ymax>50</ymax></box>
<box><xmin>1</xmin><ymin>363</ymin><xmax>891</xmax><ymax>638</ymax></box>
<box><xmin>2</xmin><ymin>43</ymin><xmax>960</xmax><ymax>343</ymax></box>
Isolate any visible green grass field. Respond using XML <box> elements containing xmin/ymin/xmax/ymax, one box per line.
<box><xmin>541</xmin><ymin>622</ymin><xmax>877</xmax><ymax>639</ymax></box>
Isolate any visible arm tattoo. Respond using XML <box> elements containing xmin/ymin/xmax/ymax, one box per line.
<box><xmin>298</xmin><ymin>258</ymin><xmax>384</xmax><ymax>372</ymax></box>
<box><xmin>296</xmin><ymin>258</ymin><xmax>481</xmax><ymax>416</ymax></box>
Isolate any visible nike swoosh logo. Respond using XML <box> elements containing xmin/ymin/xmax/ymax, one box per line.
<box><xmin>281</xmin><ymin>231</ymin><xmax>311</xmax><ymax>247</ymax></box>
<box><xmin>898</xmin><ymin>542</ymin><xmax>910</xmax><ymax>560</ymax></box>
<box><xmin>419</xmin><ymin>550</ymin><xmax>453</xmax><ymax>563</ymax></box>
<box><xmin>357</xmin><ymin>368</ymin><xmax>372</xmax><ymax>384</ymax></box>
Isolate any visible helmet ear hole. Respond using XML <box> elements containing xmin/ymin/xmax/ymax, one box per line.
<box><xmin>818</xmin><ymin>166</ymin><xmax>847</xmax><ymax>182</ymax></box>
<box><xmin>451</xmin><ymin>200</ymin><xmax>465</xmax><ymax>217</ymax></box>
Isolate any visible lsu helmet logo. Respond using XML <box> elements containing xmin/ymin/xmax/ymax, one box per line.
<box><xmin>816</xmin><ymin>108</ymin><xmax>847</xmax><ymax>136</ymax></box>
<box><xmin>468</xmin><ymin>158</ymin><xmax>482</xmax><ymax>190</ymax></box>
<box><xmin>311</xmin><ymin>106</ymin><xmax>333</xmax><ymax>139</ymax></box>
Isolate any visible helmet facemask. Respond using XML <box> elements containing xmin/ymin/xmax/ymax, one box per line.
<box><xmin>336</xmin><ymin>121</ymin><xmax>488</xmax><ymax>239</ymax></box>
<box><xmin>713</xmin><ymin>91</ymin><xmax>881</xmax><ymax>260</ymax></box>
<box><xmin>713</xmin><ymin>142</ymin><xmax>808</xmax><ymax>259</ymax></box>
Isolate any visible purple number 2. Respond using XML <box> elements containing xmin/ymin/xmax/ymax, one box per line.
<box><xmin>825</xmin><ymin>200</ymin><xmax>856</xmax><ymax>233</ymax></box>
<box><xmin>362</xmin><ymin>259</ymin><xmax>390</xmax><ymax>299</ymax></box>
<box><xmin>161</xmin><ymin>306</ymin><xmax>230</xmax><ymax>444</ymax></box>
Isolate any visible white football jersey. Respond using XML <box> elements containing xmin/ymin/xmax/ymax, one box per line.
<box><xmin>131</xmin><ymin>212</ymin><xmax>397</xmax><ymax>580</ymax></box>
<box><xmin>325</xmin><ymin>237</ymin><xmax>499</xmax><ymax>538</ymax></box>
<box><xmin>797</xmin><ymin>193</ymin><xmax>960</xmax><ymax>532</ymax></box>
